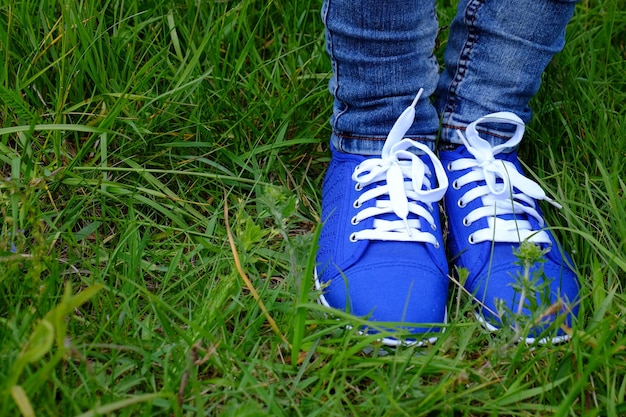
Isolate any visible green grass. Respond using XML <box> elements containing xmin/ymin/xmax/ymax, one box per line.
<box><xmin>1</xmin><ymin>0</ymin><xmax>625</xmax><ymax>415</ymax></box>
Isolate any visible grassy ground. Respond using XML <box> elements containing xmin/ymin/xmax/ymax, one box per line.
<box><xmin>0</xmin><ymin>0</ymin><xmax>625</xmax><ymax>415</ymax></box>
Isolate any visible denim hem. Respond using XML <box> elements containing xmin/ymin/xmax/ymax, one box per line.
<box><xmin>439</xmin><ymin>122</ymin><xmax>519</xmax><ymax>150</ymax></box>
<box><xmin>331</xmin><ymin>131</ymin><xmax>437</xmax><ymax>155</ymax></box>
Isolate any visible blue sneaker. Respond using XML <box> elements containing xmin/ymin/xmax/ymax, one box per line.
<box><xmin>440</xmin><ymin>112</ymin><xmax>580</xmax><ymax>344</ymax></box>
<box><xmin>315</xmin><ymin>91</ymin><xmax>449</xmax><ymax>346</ymax></box>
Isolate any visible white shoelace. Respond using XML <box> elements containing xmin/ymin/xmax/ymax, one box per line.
<box><xmin>350</xmin><ymin>89</ymin><xmax>448</xmax><ymax>247</ymax></box>
<box><xmin>450</xmin><ymin>112</ymin><xmax>561</xmax><ymax>245</ymax></box>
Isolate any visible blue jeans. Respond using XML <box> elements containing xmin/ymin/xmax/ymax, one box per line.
<box><xmin>322</xmin><ymin>0</ymin><xmax>577</xmax><ymax>154</ymax></box>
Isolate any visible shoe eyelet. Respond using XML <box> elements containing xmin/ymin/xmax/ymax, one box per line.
<box><xmin>433</xmin><ymin>241</ymin><xmax>440</xmax><ymax>249</ymax></box>
<box><xmin>431</xmin><ymin>223</ymin><xmax>437</xmax><ymax>231</ymax></box>
<box><xmin>447</xmin><ymin>162</ymin><xmax>453</xmax><ymax>171</ymax></box>
<box><xmin>353</xmin><ymin>200</ymin><xmax>362</xmax><ymax>209</ymax></box>
<box><xmin>468</xmin><ymin>234</ymin><xmax>475</xmax><ymax>244</ymax></box>
<box><xmin>452</xmin><ymin>180</ymin><xmax>460</xmax><ymax>190</ymax></box>
<box><xmin>351</xmin><ymin>216</ymin><xmax>359</xmax><ymax>225</ymax></box>
<box><xmin>457</xmin><ymin>199</ymin><xmax>466</xmax><ymax>208</ymax></box>
<box><xmin>354</xmin><ymin>183</ymin><xmax>363</xmax><ymax>191</ymax></box>
<box><xmin>463</xmin><ymin>217</ymin><xmax>470</xmax><ymax>227</ymax></box>
<box><xmin>349</xmin><ymin>233</ymin><xmax>358</xmax><ymax>242</ymax></box>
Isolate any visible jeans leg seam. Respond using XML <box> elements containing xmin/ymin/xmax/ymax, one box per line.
<box><xmin>323</xmin><ymin>0</ymin><xmax>349</xmax><ymax>134</ymax></box>
<box><xmin>442</xmin><ymin>0</ymin><xmax>485</xmax><ymax>120</ymax></box>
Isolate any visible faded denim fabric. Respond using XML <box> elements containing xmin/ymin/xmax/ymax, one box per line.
<box><xmin>322</xmin><ymin>0</ymin><xmax>578</xmax><ymax>153</ymax></box>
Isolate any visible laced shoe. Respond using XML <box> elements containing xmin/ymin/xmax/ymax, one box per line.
<box><xmin>315</xmin><ymin>91</ymin><xmax>449</xmax><ymax>346</ymax></box>
<box><xmin>440</xmin><ymin>112</ymin><xmax>580</xmax><ymax>344</ymax></box>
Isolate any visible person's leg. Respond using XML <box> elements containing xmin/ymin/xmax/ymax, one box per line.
<box><xmin>437</xmin><ymin>0</ymin><xmax>578</xmax><ymax>144</ymax></box>
<box><xmin>316</xmin><ymin>0</ymin><xmax>449</xmax><ymax>345</ymax></box>
<box><xmin>324</xmin><ymin>0</ymin><xmax>440</xmax><ymax>155</ymax></box>
<box><xmin>436</xmin><ymin>0</ymin><xmax>580</xmax><ymax>343</ymax></box>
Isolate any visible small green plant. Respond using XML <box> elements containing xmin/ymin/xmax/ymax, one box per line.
<box><xmin>487</xmin><ymin>241</ymin><xmax>569</xmax><ymax>346</ymax></box>
<box><xmin>2</xmin><ymin>284</ymin><xmax>104</xmax><ymax>416</ymax></box>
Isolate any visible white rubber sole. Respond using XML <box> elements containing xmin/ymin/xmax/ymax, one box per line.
<box><xmin>473</xmin><ymin>312</ymin><xmax>571</xmax><ymax>345</ymax></box>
